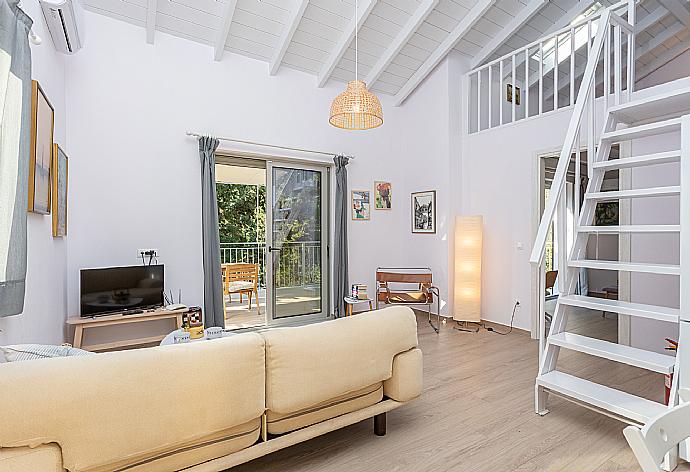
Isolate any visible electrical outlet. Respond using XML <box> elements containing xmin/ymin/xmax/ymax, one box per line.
<box><xmin>137</xmin><ymin>248</ymin><xmax>160</xmax><ymax>261</ymax></box>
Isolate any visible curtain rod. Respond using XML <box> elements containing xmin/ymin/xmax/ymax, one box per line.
<box><xmin>185</xmin><ymin>131</ymin><xmax>354</xmax><ymax>160</ymax></box>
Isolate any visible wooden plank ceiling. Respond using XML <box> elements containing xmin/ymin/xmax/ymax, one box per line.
<box><xmin>83</xmin><ymin>0</ymin><xmax>690</xmax><ymax>104</ymax></box>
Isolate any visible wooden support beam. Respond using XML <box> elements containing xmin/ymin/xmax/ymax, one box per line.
<box><xmin>214</xmin><ymin>0</ymin><xmax>239</xmax><ymax>62</ymax></box>
<box><xmin>470</xmin><ymin>0</ymin><xmax>548</xmax><ymax>69</ymax></box>
<box><xmin>365</xmin><ymin>0</ymin><xmax>438</xmax><ymax>87</ymax></box>
<box><xmin>659</xmin><ymin>0</ymin><xmax>690</xmax><ymax>29</ymax></box>
<box><xmin>636</xmin><ymin>21</ymin><xmax>685</xmax><ymax>58</ymax></box>
<box><xmin>636</xmin><ymin>38</ymin><xmax>690</xmax><ymax>79</ymax></box>
<box><xmin>270</xmin><ymin>0</ymin><xmax>309</xmax><ymax>75</ymax></box>
<box><xmin>394</xmin><ymin>0</ymin><xmax>495</xmax><ymax>106</ymax></box>
<box><xmin>146</xmin><ymin>0</ymin><xmax>157</xmax><ymax>44</ymax></box>
<box><xmin>317</xmin><ymin>0</ymin><xmax>379</xmax><ymax>88</ymax></box>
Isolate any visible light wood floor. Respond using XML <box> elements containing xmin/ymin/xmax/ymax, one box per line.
<box><xmin>232</xmin><ymin>310</ymin><xmax>688</xmax><ymax>472</ymax></box>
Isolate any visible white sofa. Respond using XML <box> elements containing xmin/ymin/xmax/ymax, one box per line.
<box><xmin>0</xmin><ymin>306</ymin><xmax>422</xmax><ymax>471</ymax></box>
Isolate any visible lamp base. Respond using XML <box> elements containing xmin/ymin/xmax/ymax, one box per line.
<box><xmin>453</xmin><ymin>321</ymin><xmax>482</xmax><ymax>333</ymax></box>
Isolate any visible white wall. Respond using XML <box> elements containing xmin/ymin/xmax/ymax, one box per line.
<box><xmin>0</xmin><ymin>0</ymin><xmax>68</xmax><ymax>345</ymax></box>
<box><xmin>54</xmin><ymin>11</ymin><xmax>462</xmax><ymax>346</ymax></box>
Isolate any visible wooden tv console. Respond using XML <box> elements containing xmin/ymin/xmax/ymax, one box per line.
<box><xmin>66</xmin><ymin>307</ymin><xmax>186</xmax><ymax>352</ymax></box>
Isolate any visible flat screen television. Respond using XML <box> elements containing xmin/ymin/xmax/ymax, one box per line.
<box><xmin>80</xmin><ymin>265</ymin><xmax>164</xmax><ymax>317</ymax></box>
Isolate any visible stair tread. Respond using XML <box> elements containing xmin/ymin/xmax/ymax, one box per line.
<box><xmin>609</xmin><ymin>87</ymin><xmax>690</xmax><ymax>124</ymax></box>
<box><xmin>537</xmin><ymin>371</ymin><xmax>668</xmax><ymax>424</ymax></box>
<box><xmin>559</xmin><ymin>295</ymin><xmax>679</xmax><ymax>323</ymax></box>
<box><xmin>549</xmin><ymin>332</ymin><xmax>675</xmax><ymax>374</ymax></box>
<box><xmin>585</xmin><ymin>186</ymin><xmax>680</xmax><ymax>201</ymax></box>
<box><xmin>592</xmin><ymin>151</ymin><xmax>681</xmax><ymax>170</ymax></box>
<box><xmin>601</xmin><ymin>118</ymin><xmax>681</xmax><ymax>143</ymax></box>
<box><xmin>578</xmin><ymin>225</ymin><xmax>680</xmax><ymax>233</ymax></box>
<box><xmin>568</xmin><ymin>259</ymin><xmax>680</xmax><ymax>275</ymax></box>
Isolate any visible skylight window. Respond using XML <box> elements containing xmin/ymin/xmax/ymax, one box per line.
<box><xmin>532</xmin><ymin>2</ymin><xmax>603</xmax><ymax>65</ymax></box>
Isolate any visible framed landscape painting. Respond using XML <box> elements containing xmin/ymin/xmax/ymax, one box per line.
<box><xmin>412</xmin><ymin>190</ymin><xmax>436</xmax><ymax>233</ymax></box>
<box><xmin>52</xmin><ymin>144</ymin><xmax>68</xmax><ymax>237</ymax></box>
<box><xmin>374</xmin><ymin>181</ymin><xmax>391</xmax><ymax>210</ymax></box>
<box><xmin>351</xmin><ymin>190</ymin><xmax>370</xmax><ymax>220</ymax></box>
<box><xmin>28</xmin><ymin>81</ymin><xmax>54</xmax><ymax>214</ymax></box>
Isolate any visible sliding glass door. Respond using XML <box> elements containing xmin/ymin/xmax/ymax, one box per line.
<box><xmin>266</xmin><ymin>162</ymin><xmax>329</xmax><ymax>325</ymax></box>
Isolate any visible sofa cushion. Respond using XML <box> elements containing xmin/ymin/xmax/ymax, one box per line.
<box><xmin>266</xmin><ymin>383</ymin><xmax>383</xmax><ymax>435</ymax></box>
<box><xmin>102</xmin><ymin>419</ymin><xmax>261</xmax><ymax>472</ymax></box>
<box><xmin>0</xmin><ymin>444</ymin><xmax>63</xmax><ymax>472</ymax></box>
<box><xmin>0</xmin><ymin>333</ymin><xmax>266</xmax><ymax>472</ymax></box>
<box><xmin>261</xmin><ymin>306</ymin><xmax>418</xmax><ymax>416</ymax></box>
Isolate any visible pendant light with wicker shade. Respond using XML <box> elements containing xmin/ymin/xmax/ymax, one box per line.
<box><xmin>329</xmin><ymin>0</ymin><xmax>383</xmax><ymax>130</ymax></box>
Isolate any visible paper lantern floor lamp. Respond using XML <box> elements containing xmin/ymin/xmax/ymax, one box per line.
<box><xmin>453</xmin><ymin>216</ymin><xmax>483</xmax><ymax>326</ymax></box>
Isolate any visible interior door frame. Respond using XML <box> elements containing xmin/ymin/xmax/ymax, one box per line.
<box><xmin>265</xmin><ymin>160</ymin><xmax>331</xmax><ymax>327</ymax></box>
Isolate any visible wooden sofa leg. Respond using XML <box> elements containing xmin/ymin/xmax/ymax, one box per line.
<box><xmin>374</xmin><ymin>412</ymin><xmax>386</xmax><ymax>436</ymax></box>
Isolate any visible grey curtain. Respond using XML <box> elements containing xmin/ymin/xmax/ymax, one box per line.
<box><xmin>333</xmin><ymin>155</ymin><xmax>350</xmax><ymax>318</ymax></box>
<box><xmin>198</xmin><ymin>137</ymin><xmax>225</xmax><ymax>328</ymax></box>
<box><xmin>0</xmin><ymin>1</ymin><xmax>32</xmax><ymax>317</ymax></box>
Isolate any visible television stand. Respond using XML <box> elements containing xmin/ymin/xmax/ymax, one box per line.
<box><xmin>66</xmin><ymin>307</ymin><xmax>187</xmax><ymax>352</ymax></box>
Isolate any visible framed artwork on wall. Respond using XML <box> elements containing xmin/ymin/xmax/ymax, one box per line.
<box><xmin>351</xmin><ymin>190</ymin><xmax>370</xmax><ymax>220</ymax></box>
<box><xmin>411</xmin><ymin>190</ymin><xmax>436</xmax><ymax>234</ymax></box>
<box><xmin>52</xmin><ymin>144</ymin><xmax>68</xmax><ymax>237</ymax></box>
<box><xmin>374</xmin><ymin>181</ymin><xmax>391</xmax><ymax>209</ymax></box>
<box><xmin>28</xmin><ymin>80</ymin><xmax>54</xmax><ymax>214</ymax></box>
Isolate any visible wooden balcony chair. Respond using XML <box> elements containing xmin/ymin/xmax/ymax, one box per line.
<box><xmin>375</xmin><ymin>267</ymin><xmax>441</xmax><ymax>333</ymax></box>
<box><xmin>222</xmin><ymin>263</ymin><xmax>260</xmax><ymax>317</ymax></box>
<box><xmin>624</xmin><ymin>389</ymin><xmax>690</xmax><ymax>472</ymax></box>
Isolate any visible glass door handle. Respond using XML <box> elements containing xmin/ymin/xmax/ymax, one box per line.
<box><xmin>268</xmin><ymin>246</ymin><xmax>282</xmax><ymax>252</ymax></box>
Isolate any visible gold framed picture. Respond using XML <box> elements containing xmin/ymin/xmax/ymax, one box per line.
<box><xmin>374</xmin><ymin>181</ymin><xmax>391</xmax><ymax>209</ymax></box>
<box><xmin>351</xmin><ymin>190</ymin><xmax>370</xmax><ymax>220</ymax></box>
<box><xmin>507</xmin><ymin>83</ymin><xmax>521</xmax><ymax>105</ymax></box>
<box><xmin>52</xmin><ymin>144</ymin><xmax>68</xmax><ymax>237</ymax></box>
<box><xmin>28</xmin><ymin>81</ymin><xmax>54</xmax><ymax>214</ymax></box>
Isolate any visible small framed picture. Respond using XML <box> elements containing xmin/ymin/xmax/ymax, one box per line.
<box><xmin>411</xmin><ymin>190</ymin><xmax>436</xmax><ymax>234</ymax></box>
<box><xmin>374</xmin><ymin>181</ymin><xmax>391</xmax><ymax>210</ymax></box>
<box><xmin>351</xmin><ymin>190</ymin><xmax>370</xmax><ymax>220</ymax></box>
<box><xmin>52</xmin><ymin>144</ymin><xmax>68</xmax><ymax>237</ymax></box>
<box><xmin>507</xmin><ymin>83</ymin><xmax>521</xmax><ymax>105</ymax></box>
<box><xmin>29</xmin><ymin>80</ymin><xmax>54</xmax><ymax>214</ymax></box>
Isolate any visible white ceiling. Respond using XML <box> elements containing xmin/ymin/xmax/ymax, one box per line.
<box><xmin>82</xmin><ymin>0</ymin><xmax>690</xmax><ymax>103</ymax></box>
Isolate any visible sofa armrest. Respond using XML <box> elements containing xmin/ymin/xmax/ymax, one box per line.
<box><xmin>383</xmin><ymin>347</ymin><xmax>423</xmax><ymax>402</ymax></box>
<box><xmin>0</xmin><ymin>445</ymin><xmax>64</xmax><ymax>471</ymax></box>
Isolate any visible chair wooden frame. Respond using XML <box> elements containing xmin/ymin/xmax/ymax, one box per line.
<box><xmin>624</xmin><ymin>389</ymin><xmax>690</xmax><ymax>472</ymax></box>
<box><xmin>222</xmin><ymin>263</ymin><xmax>261</xmax><ymax>318</ymax></box>
<box><xmin>375</xmin><ymin>267</ymin><xmax>441</xmax><ymax>333</ymax></box>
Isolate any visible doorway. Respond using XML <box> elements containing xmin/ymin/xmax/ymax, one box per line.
<box><xmin>531</xmin><ymin>146</ymin><xmax>622</xmax><ymax>342</ymax></box>
<box><xmin>215</xmin><ymin>157</ymin><xmax>330</xmax><ymax>329</ymax></box>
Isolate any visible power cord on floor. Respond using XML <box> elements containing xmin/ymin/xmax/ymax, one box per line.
<box><xmin>487</xmin><ymin>300</ymin><xmax>519</xmax><ymax>335</ymax></box>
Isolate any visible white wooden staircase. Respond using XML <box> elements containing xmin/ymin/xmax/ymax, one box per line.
<box><xmin>530</xmin><ymin>4</ymin><xmax>690</xmax><ymax>437</ymax></box>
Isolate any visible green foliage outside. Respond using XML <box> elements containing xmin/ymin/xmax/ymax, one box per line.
<box><xmin>216</xmin><ymin>183</ymin><xmax>266</xmax><ymax>243</ymax></box>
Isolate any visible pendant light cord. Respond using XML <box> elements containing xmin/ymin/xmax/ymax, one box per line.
<box><xmin>355</xmin><ymin>0</ymin><xmax>358</xmax><ymax>82</ymax></box>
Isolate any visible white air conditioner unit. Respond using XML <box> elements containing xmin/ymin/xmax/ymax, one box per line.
<box><xmin>39</xmin><ymin>0</ymin><xmax>84</xmax><ymax>54</ymax></box>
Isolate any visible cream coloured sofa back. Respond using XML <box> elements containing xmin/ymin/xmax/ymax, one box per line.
<box><xmin>0</xmin><ymin>333</ymin><xmax>266</xmax><ymax>472</ymax></box>
<box><xmin>260</xmin><ymin>306</ymin><xmax>419</xmax><ymax>415</ymax></box>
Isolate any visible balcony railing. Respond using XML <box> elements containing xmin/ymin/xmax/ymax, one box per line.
<box><xmin>468</xmin><ymin>0</ymin><xmax>632</xmax><ymax>134</ymax></box>
<box><xmin>220</xmin><ymin>241</ymin><xmax>321</xmax><ymax>289</ymax></box>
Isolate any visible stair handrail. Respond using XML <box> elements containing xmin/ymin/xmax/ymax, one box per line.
<box><xmin>530</xmin><ymin>7</ymin><xmax>627</xmax><ymax>266</ymax></box>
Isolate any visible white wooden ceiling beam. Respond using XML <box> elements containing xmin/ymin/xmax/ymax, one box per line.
<box><xmin>658</xmin><ymin>0</ymin><xmax>690</xmax><ymax>29</ymax></box>
<box><xmin>636</xmin><ymin>21</ymin><xmax>685</xmax><ymax>57</ymax></box>
<box><xmin>270</xmin><ymin>0</ymin><xmax>309</xmax><ymax>76</ymax></box>
<box><xmin>636</xmin><ymin>37</ymin><xmax>690</xmax><ymax>78</ymax></box>
<box><xmin>317</xmin><ymin>0</ymin><xmax>379</xmax><ymax>88</ymax></box>
<box><xmin>214</xmin><ymin>0</ymin><xmax>239</xmax><ymax>62</ymax></box>
<box><xmin>635</xmin><ymin>5</ymin><xmax>670</xmax><ymax>33</ymax></box>
<box><xmin>146</xmin><ymin>0</ymin><xmax>157</xmax><ymax>44</ymax></box>
<box><xmin>365</xmin><ymin>0</ymin><xmax>438</xmax><ymax>88</ymax></box>
<box><xmin>470</xmin><ymin>0</ymin><xmax>548</xmax><ymax>69</ymax></box>
<box><xmin>394</xmin><ymin>0</ymin><xmax>495</xmax><ymax>106</ymax></box>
